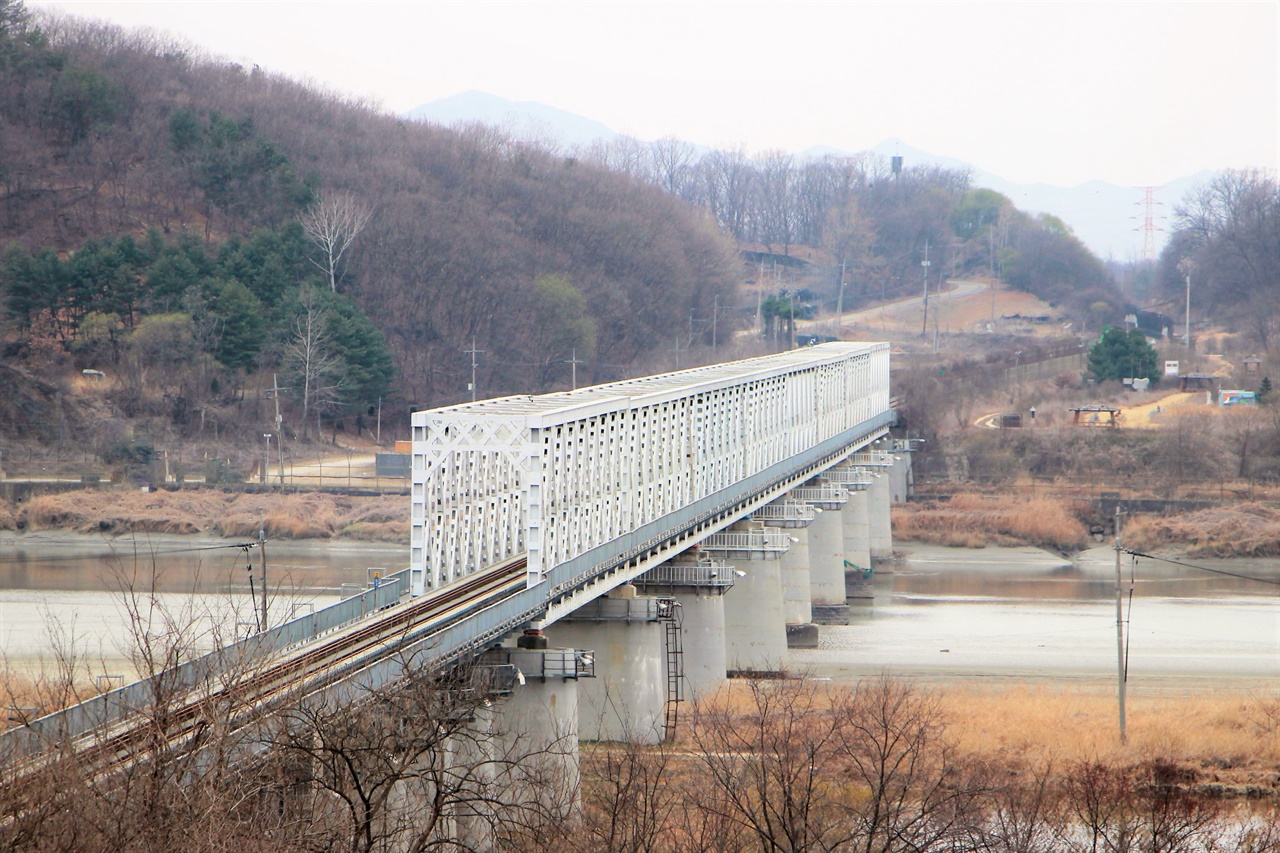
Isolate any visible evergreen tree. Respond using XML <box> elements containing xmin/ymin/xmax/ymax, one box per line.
<box><xmin>1088</xmin><ymin>326</ymin><xmax>1159</xmax><ymax>382</ymax></box>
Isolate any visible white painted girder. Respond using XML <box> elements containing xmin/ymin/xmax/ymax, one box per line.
<box><xmin>410</xmin><ymin>342</ymin><xmax>890</xmax><ymax>596</ymax></box>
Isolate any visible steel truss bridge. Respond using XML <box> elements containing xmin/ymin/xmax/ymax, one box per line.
<box><xmin>5</xmin><ymin>342</ymin><xmax>892</xmax><ymax>762</ymax></box>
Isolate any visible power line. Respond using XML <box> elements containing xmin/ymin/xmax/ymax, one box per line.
<box><xmin>0</xmin><ymin>540</ymin><xmax>261</xmax><ymax>566</ymax></box>
<box><xmin>1123</xmin><ymin>549</ymin><xmax>1280</xmax><ymax>588</ymax></box>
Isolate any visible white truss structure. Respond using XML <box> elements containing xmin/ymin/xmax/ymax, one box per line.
<box><xmin>410</xmin><ymin>342</ymin><xmax>890</xmax><ymax>596</ymax></box>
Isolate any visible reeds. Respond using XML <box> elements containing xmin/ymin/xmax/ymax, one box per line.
<box><xmin>1123</xmin><ymin>503</ymin><xmax>1280</xmax><ymax>557</ymax></box>
<box><xmin>893</xmin><ymin>494</ymin><xmax>1090</xmax><ymax>551</ymax></box>
<box><xmin>2</xmin><ymin>490</ymin><xmax>410</xmax><ymax>542</ymax></box>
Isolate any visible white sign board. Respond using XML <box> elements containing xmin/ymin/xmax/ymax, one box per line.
<box><xmin>1164</xmin><ymin>360</ymin><xmax>1180</xmax><ymax>377</ymax></box>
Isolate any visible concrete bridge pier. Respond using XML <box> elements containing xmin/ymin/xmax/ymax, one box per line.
<box><xmin>868</xmin><ymin>470</ymin><xmax>893</xmax><ymax>562</ymax></box>
<box><xmin>550</xmin><ymin>589</ymin><xmax>671</xmax><ymax>745</ymax></box>
<box><xmin>407</xmin><ymin>643</ymin><xmax>589</xmax><ymax>848</ymax></box>
<box><xmin>752</xmin><ymin>498</ymin><xmax>819</xmax><ymax>649</ymax></box>
<box><xmin>842</xmin><ymin>487</ymin><xmax>873</xmax><ymax>598</ymax></box>
<box><xmin>793</xmin><ymin>481</ymin><xmax>850</xmax><ymax>625</ymax></box>
<box><xmin>701</xmin><ymin>524</ymin><xmax>789</xmax><ymax>677</ymax></box>
<box><xmin>636</xmin><ymin>555</ymin><xmax>731</xmax><ymax>701</ymax></box>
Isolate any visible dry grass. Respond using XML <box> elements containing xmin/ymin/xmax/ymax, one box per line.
<box><xmin>1123</xmin><ymin>503</ymin><xmax>1280</xmax><ymax>557</ymax></box>
<box><xmin>893</xmin><ymin>493</ymin><xmax>1090</xmax><ymax>551</ymax></box>
<box><xmin>2</xmin><ymin>490</ymin><xmax>410</xmax><ymax>542</ymax></box>
<box><xmin>701</xmin><ymin>678</ymin><xmax>1280</xmax><ymax>796</ymax></box>
<box><xmin>941</xmin><ymin>684</ymin><xmax>1280</xmax><ymax>793</ymax></box>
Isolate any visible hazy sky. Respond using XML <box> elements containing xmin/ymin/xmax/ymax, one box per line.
<box><xmin>30</xmin><ymin>0</ymin><xmax>1279</xmax><ymax>188</ymax></box>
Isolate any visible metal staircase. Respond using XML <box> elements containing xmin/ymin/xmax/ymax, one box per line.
<box><xmin>658</xmin><ymin>598</ymin><xmax>684</xmax><ymax>742</ymax></box>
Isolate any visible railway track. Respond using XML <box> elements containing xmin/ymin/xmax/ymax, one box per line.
<box><xmin>6</xmin><ymin>555</ymin><xmax>530</xmax><ymax>786</ymax></box>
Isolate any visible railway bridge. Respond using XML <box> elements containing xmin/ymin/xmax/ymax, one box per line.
<box><xmin>3</xmin><ymin>342</ymin><xmax>909</xmax><ymax>815</ymax></box>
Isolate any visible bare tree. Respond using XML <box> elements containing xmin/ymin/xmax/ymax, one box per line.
<box><xmin>282</xmin><ymin>287</ymin><xmax>344</xmax><ymax>437</ymax></box>
<box><xmin>299</xmin><ymin>190</ymin><xmax>374</xmax><ymax>292</ymax></box>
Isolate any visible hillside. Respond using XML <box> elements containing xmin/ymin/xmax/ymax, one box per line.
<box><xmin>0</xmin><ymin>5</ymin><xmax>740</xmax><ymax>443</ymax></box>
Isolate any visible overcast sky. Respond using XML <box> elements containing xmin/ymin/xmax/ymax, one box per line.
<box><xmin>30</xmin><ymin>0</ymin><xmax>1279</xmax><ymax>188</ymax></box>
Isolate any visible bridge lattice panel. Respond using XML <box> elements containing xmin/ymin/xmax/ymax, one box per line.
<box><xmin>411</xmin><ymin>343</ymin><xmax>889</xmax><ymax>595</ymax></box>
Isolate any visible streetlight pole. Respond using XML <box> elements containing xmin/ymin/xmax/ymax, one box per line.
<box><xmin>1114</xmin><ymin>506</ymin><xmax>1127</xmax><ymax>744</ymax></box>
<box><xmin>920</xmin><ymin>240</ymin><xmax>931</xmax><ymax>338</ymax></box>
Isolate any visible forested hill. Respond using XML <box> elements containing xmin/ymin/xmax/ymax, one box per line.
<box><xmin>0</xmin><ymin>4</ymin><xmax>738</xmax><ymax>439</ymax></box>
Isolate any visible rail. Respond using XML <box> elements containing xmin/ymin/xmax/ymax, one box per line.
<box><xmin>4</xmin><ymin>571</ymin><xmax>407</xmax><ymax>758</ymax></box>
<box><xmin>4</xmin><ymin>408</ymin><xmax>895</xmax><ymax>766</ymax></box>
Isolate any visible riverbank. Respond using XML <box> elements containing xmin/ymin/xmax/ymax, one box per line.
<box><xmin>893</xmin><ymin>493</ymin><xmax>1280</xmax><ymax>557</ymax></box>
<box><xmin>0</xmin><ymin>489</ymin><xmax>410</xmax><ymax>542</ymax></box>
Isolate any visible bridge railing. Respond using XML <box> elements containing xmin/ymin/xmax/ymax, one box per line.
<box><xmin>637</xmin><ymin>561</ymin><xmax>736</xmax><ymax>589</ymax></box>
<box><xmin>4</xmin><ymin>572</ymin><xmax>407</xmax><ymax>760</ymax></box>
<box><xmin>849</xmin><ymin>450</ymin><xmax>894</xmax><ymax>467</ymax></box>
<box><xmin>699</xmin><ymin>529</ymin><xmax>791</xmax><ymax>553</ymax></box>
<box><xmin>750</xmin><ymin>501</ymin><xmax>816</xmax><ymax>524</ymax></box>
<box><xmin>823</xmin><ymin>468</ymin><xmax>875</xmax><ymax>489</ymax></box>
<box><xmin>791</xmin><ymin>484</ymin><xmax>848</xmax><ymax>505</ymax></box>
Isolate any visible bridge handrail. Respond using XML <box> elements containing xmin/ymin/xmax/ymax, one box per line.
<box><xmin>823</xmin><ymin>468</ymin><xmax>875</xmax><ymax>487</ymax></box>
<box><xmin>699</xmin><ymin>529</ymin><xmax>790</xmax><ymax>552</ymax></box>
<box><xmin>637</xmin><ymin>562</ymin><xmax>736</xmax><ymax>589</ymax></box>
<box><xmin>849</xmin><ymin>450</ymin><xmax>894</xmax><ymax>467</ymax></box>
<box><xmin>791</xmin><ymin>484</ymin><xmax>848</xmax><ymax>505</ymax></box>
<box><xmin>751</xmin><ymin>502</ymin><xmax>816</xmax><ymax>523</ymax></box>
<box><xmin>4</xmin><ymin>573</ymin><xmax>406</xmax><ymax>759</ymax></box>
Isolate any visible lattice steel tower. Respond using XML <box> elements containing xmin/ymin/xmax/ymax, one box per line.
<box><xmin>1135</xmin><ymin>186</ymin><xmax>1163</xmax><ymax>261</ymax></box>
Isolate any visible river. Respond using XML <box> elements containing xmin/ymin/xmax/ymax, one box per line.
<box><xmin>1</xmin><ymin>534</ymin><xmax>1277</xmax><ymax>689</ymax></box>
<box><xmin>793</xmin><ymin>543</ymin><xmax>1280</xmax><ymax>690</ymax></box>
<box><xmin>0</xmin><ymin>531</ymin><xmax>408</xmax><ymax>676</ymax></box>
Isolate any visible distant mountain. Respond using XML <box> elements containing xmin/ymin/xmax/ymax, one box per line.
<box><xmin>405</xmin><ymin>90</ymin><xmax>617</xmax><ymax>148</ymax></box>
<box><xmin>405</xmin><ymin>93</ymin><xmax>1213</xmax><ymax>261</ymax></box>
<box><xmin>859</xmin><ymin>139</ymin><xmax>1211</xmax><ymax>262</ymax></box>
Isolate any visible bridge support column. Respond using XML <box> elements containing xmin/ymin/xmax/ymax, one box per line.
<box><xmin>842</xmin><ymin>488</ymin><xmax>873</xmax><ymax>598</ymax></box>
<box><xmin>701</xmin><ymin>525</ymin><xmax>789</xmax><ymax>677</ymax></box>
<box><xmin>868</xmin><ymin>469</ymin><xmax>894</xmax><ymax>563</ymax></box>
<box><xmin>807</xmin><ymin>507</ymin><xmax>849</xmax><ymax>624</ymax></box>
<box><xmin>636</xmin><ymin>556</ymin><xmax>730</xmax><ymax>701</ymax></box>
<box><xmin>792</xmin><ymin>481</ymin><xmax>849</xmax><ymax>625</ymax></box>
<box><xmin>551</xmin><ymin>591</ymin><xmax>670</xmax><ymax>744</ymax></box>
<box><xmin>780</xmin><ymin>529</ymin><xmax>817</xmax><ymax>648</ymax></box>
<box><xmin>747</xmin><ymin>498</ymin><xmax>819</xmax><ymax>649</ymax></box>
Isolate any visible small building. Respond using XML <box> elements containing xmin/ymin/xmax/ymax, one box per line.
<box><xmin>1070</xmin><ymin>404</ymin><xmax>1121</xmax><ymax>428</ymax></box>
<box><xmin>1220</xmin><ymin>390</ymin><xmax>1257</xmax><ymax>407</ymax></box>
<box><xmin>1243</xmin><ymin>357</ymin><xmax>1262</xmax><ymax>376</ymax></box>
<box><xmin>1178</xmin><ymin>373</ymin><xmax>1220</xmax><ymax>394</ymax></box>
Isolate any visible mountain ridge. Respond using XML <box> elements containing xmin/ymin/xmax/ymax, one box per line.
<box><xmin>407</xmin><ymin>93</ymin><xmax>1213</xmax><ymax>261</ymax></box>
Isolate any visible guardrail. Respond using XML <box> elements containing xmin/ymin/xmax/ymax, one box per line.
<box><xmin>849</xmin><ymin>450</ymin><xmax>894</xmax><ymax>467</ymax></box>
<box><xmin>823</xmin><ymin>468</ymin><xmax>875</xmax><ymax>489</ymax></box>
<box><xmin>699</xmin><ymin>529</ymin><xmax>790</xmax><ymax>553</ymax></box>
<box><xmin>7</xmin><ymin>410</ymin><xmax>895</xmax><ymax>758</ymax></box>
<box><xmin>5</xmin><ymin>570</ymin><xmax>408</xmax><ymax>758</ymax></box>
<box><xmin>791</xmin><ymin>484</ymin><xmax>848</xmax><ymax>506</ymax></box>
<box><xmin>637</xmin><ymin>561</ymin><xmax>736</xmax><ymax>589</ymax></box>
<box><xmin>750</xmin><ymin>501</ymin><xmax>816</xmax><ymax>523</ymax></box>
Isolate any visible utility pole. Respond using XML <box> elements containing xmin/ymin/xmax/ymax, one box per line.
<box><xmin>271</xmin><ymin>374</ymin><xmax>284</xmax><ymax>485</ymax></box>
<box><xmin>259</xmin><ymin>516</ymin><xmax>269</xmax><ymax>633</ymax></box>
<box><xmin>1114</xmin><ymin>506</ymin><xmax>1127</xmax><ymax>745</ymax></box>
<box><xmin>1184</xmin><ymin>270</ymin><xmax>1191</xmax><ymax>351</ymax></box>
<box><xmin>465</xmin><ymin>337</ymin><xmax>483</xmax><ymax>402</ymax></box>
<box><xmin>567</xmin><ymin>348</ymin><xmax>585</xmax><ymax>390</ymax></box>
<box><xmin>920</xmin><ymin>239</ymin><xmax>931</xmax><ymax>338</ymax></box>
<box><xmin>835</xmin><ymin>259</ymin><xmax>847</xmax><ymax>335</ymax></box>
<box><xmin>711</xmin><ymin>295</ymin><xmax>719</xmax><ymax>356</ymax></box>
